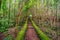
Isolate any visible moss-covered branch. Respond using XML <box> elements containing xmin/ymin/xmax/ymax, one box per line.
<box><xmin>15</xmin><ymin>19</ymin><xmax>28</xmax><ymax>40</ymax></box>
<box><xmin>31</xmin><ymin>20</ymin><xmax>50</xmax><ymax>40</ymax></box>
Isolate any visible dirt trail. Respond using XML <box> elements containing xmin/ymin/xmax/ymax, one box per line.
<box><xmin>25</xmin><ymin>22</ymin><xmax>40</xmax><ymax>40</ymax></box>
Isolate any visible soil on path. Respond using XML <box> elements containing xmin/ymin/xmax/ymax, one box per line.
<box><xmin>0</xmin><ymin>27</ymin><xmax>18</xmax><ymax>40</ymax></box>
<box><xmin>25</xmin><ymin>22</ymin><xmax>40</xmax><ymax>40</ymax></box>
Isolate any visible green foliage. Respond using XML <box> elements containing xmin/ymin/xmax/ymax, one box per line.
<box><xmin>1</xmin><ymin>0</ymin><xmax>7</xmax><ymax>12</ymax></box>
<box><xmin>0</xmin><ymin>0</ymin><xmax>59</xmax><ymax>40</ymax></box>
<box><xmin>0</xmin><ymin>0</ymin><xmax>21</xmax><ymax>33</ymax></box>
<box><xmin>4</xmin><ymin>34</ymin><xmax>13</xmax><ymax>40</ymax></box>
<box><xmin>31</xmin><ymin>20</ymin><xmax>50</xmax><ymax>40</ymax></box>
<box><xmin>15</xmin><ymin>19</ymin><xmax>28</xmax><ymax>40</ymax></box>
<box><xmin>0</xmin><ymin>18</ymin><xmax>9</xmax><ymax>32</ymax></box>
<box><xmin>22</xmin><ymin>0</ymin><xmax>38</xmax><ymax>11</ymax></box>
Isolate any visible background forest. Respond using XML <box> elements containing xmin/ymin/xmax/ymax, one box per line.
<box><xmin>0</xmin><ymin>0</ymin><xmax>60</xmax><ymax>40</ymax></box>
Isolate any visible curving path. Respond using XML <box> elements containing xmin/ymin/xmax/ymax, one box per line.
<box><xmin>25</xmin><ymin>22</ymin><xmax>40</xmax><ymax>40</ymax></box>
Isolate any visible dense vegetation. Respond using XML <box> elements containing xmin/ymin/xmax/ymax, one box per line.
<box><xmin>0</xmin><ymin>0</ymin><xmax>60</xmax><ymax>40</ymax></box>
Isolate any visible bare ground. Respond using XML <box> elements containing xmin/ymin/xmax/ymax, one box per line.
<box><xmin>25</xmin><ymin>22</ymin><xmax>40</xmax><ymax>40</ymax></box>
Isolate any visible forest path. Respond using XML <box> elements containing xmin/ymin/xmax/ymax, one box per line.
<box><xmin>25</xmin><ymin>21</ymin><xmax>40</xmax><ymax>40</ymax></box>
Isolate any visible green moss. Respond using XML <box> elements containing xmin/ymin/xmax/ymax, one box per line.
<box><xmin>15</xmin><ymin>19</ymin><xmax>28</xmax><ymax>40</ymax></box>
<box><xmin>31</xmin><ymin>20</ymin><xmax>50</xmax><ymax>40</ymax></box>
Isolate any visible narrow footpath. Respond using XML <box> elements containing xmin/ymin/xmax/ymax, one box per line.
<box><xmin>25</xmin><ymin>22</ymin><xmax>40</xmax><ymax>40</ymax></box>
